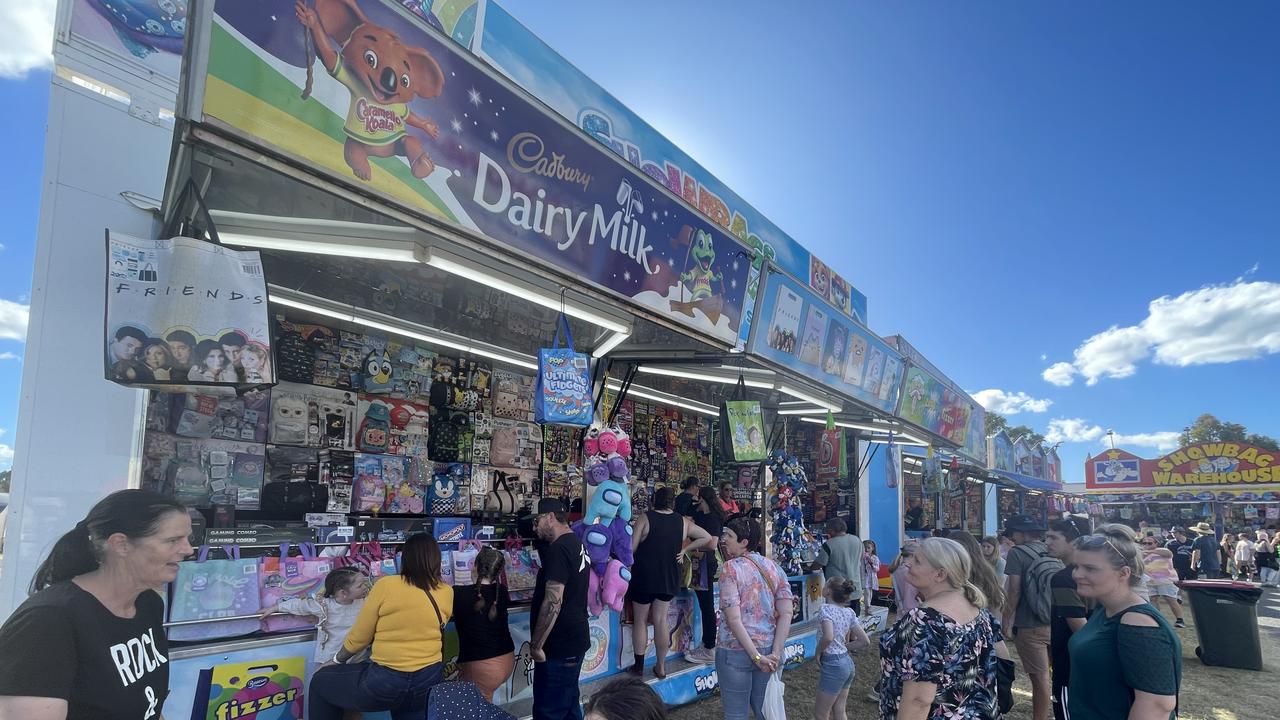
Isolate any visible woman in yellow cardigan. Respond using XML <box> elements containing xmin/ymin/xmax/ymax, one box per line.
<box><xmin>309</xmin><ymin>533</ymin><xmax>454</xmax><ymax>720</ymax></box>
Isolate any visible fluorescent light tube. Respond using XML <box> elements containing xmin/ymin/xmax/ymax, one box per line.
<box><xmin>776</xmin><ymin>383</ymin><xmax>841</xmax><ymax>412</ymax></box>
<box><xmin>426</xmin><ymin>250</ymin><xmax>630</xmax><ymax>335</ymax></box>
<box><xmin>592</xmin><ymin>331</ymin><xmax>630</xmax><ymax>358</ymax></box>
<box><xmin>797</xmin><ymin>417</ymin><xmax>930</xmax><ymax>445</ymax></box>
<box><xmin>268</xmin><ymin>290</ymin><xmax>538</xmax><ymax>371</ymax></box>
<box><xmin>636</xmin><ymin>366</ymin><xmax>773</xmax><ymax>389</ymax></box>
<box><xmin>218</xmin><ymin>231</ymin><xmax>424</xmax><ymax>264</ymax></box>
<box><xmin>777</xmin><ymin>407</ymin><xmax>829</xmax><ymax>415</ymax></box>
<box><xmin>606</xmin><ymin>380</ymin><xmax>718</xmax><ymax>417</ymax></box>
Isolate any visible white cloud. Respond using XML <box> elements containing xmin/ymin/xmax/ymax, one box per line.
<box><xmin>972</xmin><ymin>389</ymin><xmax>1053</xmax><ymax>414</ymax></box>
<box><xmin>0</xmin><ymin>352</ymin><xmax>19</xmax><ymax>361</ymax></box>
<box><xmin>0</xmin><ymin>443</ymin><xmax>13</xmax><ymax>470</ymax></box>
<box><xmin>1045</xmin><ymin>418</ymin><xmax>1106</xmax><ymax>444</ymax></box>
<box><xmin>1042</xmin><ymin>362</ymin><xmax>1076</xmax><ymax>387</ymax></box>
<box><xmin>1043</xmin><ymin>418</ymin><xmax>1181</xmax><ymax>452</ymax></box>
<box><xmin>1045</xmin><ymin>280</ymin><xmax>1280</xmax><ymax>386</ymax></box>
<box><xmin>0</xmin><ymin>0</ymin><xmax>55</xmax><ymax>79</ymax></box>
<box><xmin>1039</xmin><ymin>353</ymin><xmax>1047</xmax><ymax>362</ymax></box>
<box><xmin>1109</xmin><ymin>431</ymin><xmax>1181</xmax><ymax>452</ymax></box>
<box><xmin>0</xmin><ymin>299</ymin><xmax>30</xmax><ymax>341</ymax></box>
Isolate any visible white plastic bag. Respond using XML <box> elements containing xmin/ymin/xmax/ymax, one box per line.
<box><xmin>763</xmin><ymin>669</ymin><xmax>786</xmax><ymax>720</ymax></box>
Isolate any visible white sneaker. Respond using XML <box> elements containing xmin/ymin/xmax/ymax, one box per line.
<box><xmin>685</xmin><ymin>647</ymin><xmax>715</xmax><ymax>664</ymax></box>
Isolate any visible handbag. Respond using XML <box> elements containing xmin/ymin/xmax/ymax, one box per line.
<box><xmin>452</xmin><ymin>539</ymin><xmax>483</xmax><ymax>586</ymax></box>
<box><xmin>534</xmin><ymin>313</ymin><xmax>593</xmax><ymax>427</ymax></box>
<box><xmin>259</xmin><ymin>542</ymin><xmax>330</xmax><ymax>633</ymax></box>
<box><xmin>501</xmin><ymin>537</ymin><xmax>540</xmax><ymax>600</ymax></box>
<box><xmin>485</xmin><ymin>471</ymin><xmax>518</xmax><ymax>514</ymax></box>
<box><xmin>718</xmin><ymin>377</ymin><xmax>767</xmax><ymax>463</ymax></box>
<box><xmin>168</xmin><ymin>545</ymin><xmax>262</xmax><ymax>641</ymax></box>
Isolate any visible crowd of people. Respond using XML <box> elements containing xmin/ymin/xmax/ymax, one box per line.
<box><xmin>0</xmin><ymin>486</ymin><xmax>1202</xmax><ymax>720</ymax></box>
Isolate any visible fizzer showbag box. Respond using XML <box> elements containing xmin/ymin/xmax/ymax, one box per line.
<box><xmin>192</xmin><ymin>656</ymin><xmax>306</xmax><ymax>720</ymax></box>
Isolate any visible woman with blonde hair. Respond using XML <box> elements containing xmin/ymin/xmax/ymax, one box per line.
<box><xmin>1068</xmin><ymin>524</ymin><xmax>1180</xmax><ymax>720</ymax></box>
<box><xmin>878</xmin><ymin>537</ymin><xmax>1002</xmax><ymax>719</ymax></box>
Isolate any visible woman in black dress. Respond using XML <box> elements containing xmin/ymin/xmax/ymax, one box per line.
<box><xmin>627</xmin><ymin>487</ymin><xmax>716</xmax><ymax>678</ymax></box>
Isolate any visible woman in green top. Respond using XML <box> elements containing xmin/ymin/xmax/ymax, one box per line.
<box><xmin>1068</xmin><ymin>523</ymin><xmax>1181</xmax><ymax>720</ymax></box>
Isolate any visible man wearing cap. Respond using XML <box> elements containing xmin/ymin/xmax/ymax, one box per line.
<box><xmin>1165</xmin><ymin>527</ymin><xmax>1196</xmax><ymax>582</ymax></box>
<box><xmin>529</xmin><ymin>498</ymin><xmax>590</xmax><ymax>720</ymax></box>
<box><xmin>1188</xmin><ymin>521</ymin><xmax>1222</xmax><ymax>579</ymax></box>
<box><xmin>1003</xmin><ymin>514</ymin><xmax>1054</xmax><ymax>720</ymax></box>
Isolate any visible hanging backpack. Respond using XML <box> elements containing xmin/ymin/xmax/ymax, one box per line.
<box><xmin>1015</xmin><ymin>543</ymin><xmax>1063</xmax><ymax>626</ymax></box>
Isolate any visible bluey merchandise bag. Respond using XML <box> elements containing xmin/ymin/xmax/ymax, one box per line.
<box><xmin>534</xmin><ymin>314</ymin><xmax>592</xmax><ymax>427</ymax></box>
<box><xmin>168</xmin><ymin>545</ymin><xmax>262</xmax><ymax>641</ymax></box>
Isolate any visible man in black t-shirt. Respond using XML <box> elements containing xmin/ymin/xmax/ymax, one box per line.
<box><xmin>529</xmin><ymin>498</ymin><xmax>590</xmax><ymax>720</ymax></box>
<box><xmin>904</xmin><ymin>497</ymin><xmax>926</xmax><ymax>530</ymax></box>
<box><xmin>674</xmin><ymin>476</ymin><xmax>700</xmax><ymax>517</ymax></box>
<box><xmin>1166</xmin><ymin>527</ymin><xmax>1195</xmax><ymax>581</ymax></box>
<box><xmin>1045</xmin><ymin>519</ymin><xmax>1089</xmax><ymax>720</ymax></box>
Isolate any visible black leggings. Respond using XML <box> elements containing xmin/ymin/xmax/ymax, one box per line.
<box><xmin>695</xmin><ymin>587</ymin><xmax>716</xmax><ymax>649</ymax></box>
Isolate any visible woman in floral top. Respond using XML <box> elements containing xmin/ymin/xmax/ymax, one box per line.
<box><xmin>879</xmin><ymin>537</ymin><xmax>1002</xmax><ymax>720</ymax></box>
<box><xmin>716</xmin><ymin>517</ymin><xmax>794</xmax><ymax>720</ymax></box>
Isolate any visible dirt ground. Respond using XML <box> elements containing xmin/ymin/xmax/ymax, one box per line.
<box><xmin>670</xmin><ymin>587</ymin><xmax>1280</xmax><ymax>719</ymax></box>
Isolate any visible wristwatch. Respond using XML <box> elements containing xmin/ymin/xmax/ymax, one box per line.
<box><xmin>752</xmin><ymin>652</ymin><xmax>762</xmax><ymax>664</ymax></box>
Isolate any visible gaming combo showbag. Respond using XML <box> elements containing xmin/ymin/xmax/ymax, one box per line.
<box><xmin>168</xmin><ymin>546</ymin><xmax>263</xmax><ymax>641</ymax></box>
<box><xmin>534</xmin><ymin>314</ymin><xmax>593</xmax><ymax>427</ymax></box>
<box><xmin>258</xmin><ymin>543</ymin><xmax>331</xmax><ymax>633</ymax></box>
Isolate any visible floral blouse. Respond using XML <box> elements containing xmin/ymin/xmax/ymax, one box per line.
<box><xmin>879</xmin><ymin>605</ymin><xmax>1002</xmax><ymax>720</ymax></box>
<box><xmin>718</xmin><ymin>553</ymin><xmax>794</xmax><ymax>651</ymax></box>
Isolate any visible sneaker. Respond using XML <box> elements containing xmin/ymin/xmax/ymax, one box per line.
<box><xmin>1175</xmin><ymin>618</ymin><xmax>1187</xmax><ymax>629</ymax></box>
<box><xmin>685</xmin><ymin>647</ymin><xmax>715</xmax><ymax>664</ymax></box>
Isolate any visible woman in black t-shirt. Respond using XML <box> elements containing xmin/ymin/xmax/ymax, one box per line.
<box><xmin>0</xmin><ymin>489</ymin><xmax>192</xmax><ymax>720</ymax></box>
<box><xmin>452</xmin><ymin>547</ymin><xmax>515</xmax><ymax>702</ymax></box>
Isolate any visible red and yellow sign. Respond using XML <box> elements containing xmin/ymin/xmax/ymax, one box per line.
<box><xmin>1086</xmin><ymin>443</ymin><xmax>1279</xmax><ymax>490</ymax></box>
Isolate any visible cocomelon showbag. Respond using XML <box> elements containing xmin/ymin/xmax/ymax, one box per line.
<box><xmin>258</xmin><ymin>543</ymin><xmax>332</xmax><ymax>633</ymax></box>
<box><xmin>534</xmin><ymin>314</ymin><xmax>592</xmax><ymax>427</ymax></box>
<box><xmin>192</xmin><ymin>656</ymin><xmax>306</xmax><ymax>720</ymax></box>
<box><xmin>168</xmin><ymin>545</ymin><xmax>262</xmax><ymax>641</ymax></box>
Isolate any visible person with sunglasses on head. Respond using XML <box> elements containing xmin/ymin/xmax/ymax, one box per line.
<box><xmin>1139</xmin><ymin>536</ymin><xmax>1186</xmax><ymax>629</ymax></box>
<box><xmin>1068</xmin><ymin>524</ymin><xmax>1181</xmax><ymax>720</ymax></box>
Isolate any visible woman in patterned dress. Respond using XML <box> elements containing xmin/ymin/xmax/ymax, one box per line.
<box><xmin>878</xmin><ymin>537</ymin><xmax>1002</xmax><ymax>720</ymax></box>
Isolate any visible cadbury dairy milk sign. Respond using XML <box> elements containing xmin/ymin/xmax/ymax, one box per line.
<box><xmin>200</xmin><ymin>0</ymin><xmax>751</xmax><ymax>345</ymax></box>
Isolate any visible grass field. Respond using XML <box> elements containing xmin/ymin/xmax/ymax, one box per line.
<box><xmin>669</xmin><ymin>588</ymin><xmax>1280</xmax><ymax>719</ymax></box>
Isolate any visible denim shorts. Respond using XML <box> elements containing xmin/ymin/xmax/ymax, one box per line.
<box><xmin>817</xmin><ymin>652</ymin><xmax>854</xmax><ymax>694</ymax></box>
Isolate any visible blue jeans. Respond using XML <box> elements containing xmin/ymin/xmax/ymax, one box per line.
<box><xmin>533</xmin><ymin>655</ymin><xmax>584</xmax><ymax>720</ymax></box>
<box><xmin>308</xmin><ymin>660</ymin><xmax>444</xmax><ymax>720</ymax></box>
<box><xmin>716</xmin><ymin>647</ymin><xmax>771</xmax><ymax>720</ymax></box>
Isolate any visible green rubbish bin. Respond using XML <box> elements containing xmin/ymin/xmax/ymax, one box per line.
<box><xmin>1180</xmin><ymin>580</ymin><xmax>1264</xmax><ymax>670</ymax></box>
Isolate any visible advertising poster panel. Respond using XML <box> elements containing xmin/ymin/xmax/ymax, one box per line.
<box><xmin>195</xmin><ymin>0</ymin><xmax>750</xmax><ymax>345</ymax></box>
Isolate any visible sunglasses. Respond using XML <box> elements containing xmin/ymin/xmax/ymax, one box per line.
<box><xmin>1078</xmin><ymin>534</ymin><xmax>1128</xmax><ymax>558</ymax></box>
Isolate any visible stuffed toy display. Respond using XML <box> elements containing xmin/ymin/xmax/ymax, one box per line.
<box><xmin>768</xmin><ymin>450</ymin><xmax>819</xmax><ymax>576</ymax></box>
<box><xmin>572</xmin><ymin>422</ymin><xmax>637</xmax><ymax>615</ymax></box>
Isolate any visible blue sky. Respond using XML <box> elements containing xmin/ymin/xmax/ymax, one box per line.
<box><xmin>1</xmin><ymin>1</ymin><xmax>1278</xmax><ymax>479</ymax></box>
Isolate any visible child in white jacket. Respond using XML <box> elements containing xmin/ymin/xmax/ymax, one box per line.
<box><xmin>261</xmin><ymin>566</ymin><xmax>371</xmax><ymax>668</ymax></box>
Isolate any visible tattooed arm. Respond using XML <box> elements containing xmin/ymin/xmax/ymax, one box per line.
<box><xmin>530</xmin><ymin>581</ymin><xmax>564</xmax><ymax>663</ymax></box>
